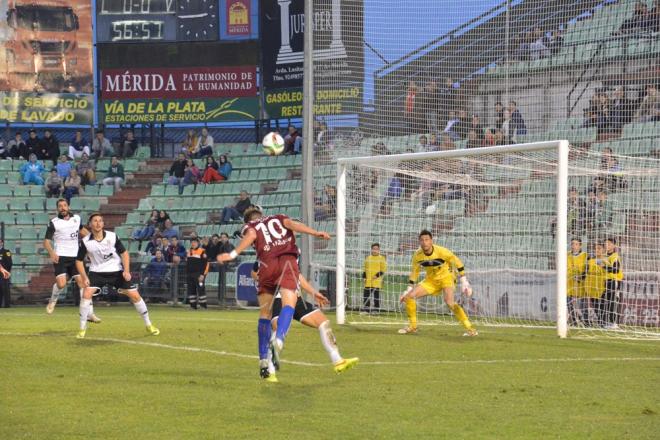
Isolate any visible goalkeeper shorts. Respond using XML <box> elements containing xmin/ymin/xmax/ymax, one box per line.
<box><xmin>419</xmin><ymin>276</ymin><xmax>455</xmax><ymax>295</ymax></box>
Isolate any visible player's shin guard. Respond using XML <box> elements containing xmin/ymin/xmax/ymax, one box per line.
<box><xmin>451</xmin><ymin>303</ymin><xmax>474</xmax><ymax>330</ymax></box>
<box><xmin>319</xmin><ymin>321</ymin><xmax>342</xmax><ymax>364</ymax></box>
<box><xmin>79</xmin><ymin>298</ymin><xmax>92</xmax><ymax>330</ymax></box>
<box><xmin>275</xmin><ymin>305</ymin><xmax>294</xmax><ymax>343</ymax></box>
<box><xmin>258</xmin><ymin>318</ymin><xmax>271</xmax><ymax>361</ymax></box>
<box><xmin>133</xmin><ymin>299</ymin><xmax>152</xmax><ymax>326</ymax></box>
<box><xmin>404</xmin><ymin>298</ymin><xmax>417</xmax><ymax>329</ymax></box>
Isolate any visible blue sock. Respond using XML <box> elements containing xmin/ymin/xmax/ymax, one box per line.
<box><xmin>276</xmin><ymin>305</ymin><xmax>295</xmax><ymax>342</ymax></box>
<box><xmin>257</xmin><ymin>319</ymin><xmax>271</xmax><ymax>360</ymax></box>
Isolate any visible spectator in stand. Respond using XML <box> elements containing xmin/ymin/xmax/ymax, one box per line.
<box><xmin>102</xmin><ymin>156</ymin><xmax>124</xmax><ymax>191</ymax></box>
<box><xmin>76</xmin><ymin>153</ymin><xmax>96</xmax><ymax>185</ymax></box>
<box><xmin>614</xmin><ymin>1</ymin><xmax>653</xmax><ymax>35</ymax></box>
<box><xmin>466</xmin><ymin>129</ymin><xmax>483</xmax><ymax>149</ymax></box>
<box><xmin>567</xmin><ymin>187</ymin><xmax>586</xmax><ymax>235</ymax></box>
<box><xmin>218</xmin><ymin>232</ymin><xmax>235</xmax><ymax>255</ymax></box>
<box><xmin>142</xmin><ymin>249</ymin><xmax>170</xmax><ymax>290</ymax></box>
<box><xmin>634</xmin><ymin>84</ymin><xmax>660</xmax><ymax>122</ymax></box>
<box><xmin>545</xmin><ymin>29</ymin><xmax>564</xmax><ymax>55</ymax></box>
<box><xmin>200</xmin><ymin>156</ymin><xmax>221</xmax><ymax>184</ymax></box>
<box><xmin>220</xmin><ymin>190</ymin><xmax>252</xmax><ymax>224</ymax></box>
<box><xmin>428</xmin><ymin>133</ymin><xmax>440</xmax><ymax>150</ymax></box>
<box><xmin>182</xmin><ymin>129</ymin><xmax>198</xmax><ymax>157</ymax></box>
<box><xmin>166</xmin><ymin>237</ymin><xmax>186</xmax><ymax>265</ymax></box>
<box><xmin>144</xmin><ymin>232</ymin><xmax>163</xmax><ymax>255</ymax></box>
<box><xmin>25</xmin><ymin>129</ymin><xmax>41</xmax><ymax>159</ymax></box>
<box><xmin>484</xmin><ymin>128</ymin><xmax>495</xmax><ymax>146</ymax></box>
<box><xmin>117</xmin><ymin>130</ymin><xmax>138</xmax><ymax>158</ymax></box>
<box><xmin>494</xmin><ymin>102</ymin><xmax>504</xmax><ymax>129</ymax></box>
<box><xmin>193</xmin><ymin>127</ymin><xmax>214</xmax><ymax>158</ymax></box>
<box><xmin>167</xmin><ymin>153</ymin><xmax>187</xmax><ymax>190</ymax></box>
<box><xmin>438</xmin><ymin>78</ymin><xmax>455</xmax><ymax>125</ymax></box>
<box><xmin>651</xmin><ymin>0</ymin><xmax>660</xmax><ymax>32</ymax></box>
<box><xmin>529</xmin><ymin>27</ymin><xmax>550</xmax><ymax>60</ymax></box>
<box><xmin>181</xmin><ymin>158</ymin><xmax>200</xmax><ymax>192</ymax></box>
<box><xmin>610</xmin><ymin>86</ymin><xmax>633</xmax><ymax>129</ymax></box>
<box><xmin>501</xmin><ymin>109</ymin><xmax>516</xmax><ymax>144</ymax></box>
<box><xmin>7</xmin><ymin>132</ymin><xmax>25</xmax><ymax>159</ymax></box>
<box><xmin>508</xmin><ymin>101</ymin><xmax>527</xmax><ymax>135</ymax></box>
<box><xmin>92</xmin><ymin>130</ymin><xmax>114</xmax><ymax>159</ymax></box>
<box><xmin>0</xmin><ymin>138</ymin><xmax>8</xmax><ymax>160</ymax></box>
<box><xmin>204</xmin><ymin>234</ymin><xmax>222</xmax><ymax>262</ymax></box>
<box><xmin>438</xmin><ymin>133</ymin><xmax>455</xmax><ymax>151</ymax></box>
<box><xmin>63</xmin><ymin>169</ymin><xmax>83</xmax><ymax>203</ymax></box>
<box><xmin>420</xmin><ymin>79</ymin><xmax>440</xmax><ymax>134</ymax></box>
<box><xmin>133</xmin><ymin>209</ymin><xmax>159</xmax><ymax>242</ymax></box>
<box><xmin>378</xmin><ymin>175</ymin><xmax>403</xmax><ymax>217</ymax></box>
<box><xmin>453</xmin><ymin>110</ymin><xmax>470</xmax><ymax>139</ymax></box>
<box><xmin>20</xmin><ymin>154</ymin><xmax>45</xmax><ymax>185</ymax></box>
<box><xmin>217</xmin><ymin>155</ymin><xmax>232</xmax><ymax>180</ymax></box>
<box><xmin>417</xmin><ymin>135</ymin><xmax>431</xmax><ymax>152</ymax></box>
<box><xmin>68</xmin><ymin>130</ymin><xmax>90</xmax><ymax>160</ymax></box>
<box><xmin>161</xmin><ymin>219</ymin><xmax>179</xmax><ymax>240</ymax></box>
<box><xmin>404</xmin><ymin>81</ymin><xmax>418</xmax><ymax>133</ymax></box>
<box><xmin>443</xmin><ymin>110</ymin><xmax>460</xmax><ymax>140</ymax></box>
<box><xmin>156</xmin><ymin>210</ymin><xmax>170</xmax><ymax>230</ymax></box>
<box><xmin>315</xmin><ymin>185</ymin><xmax>337</xmax><ymax>220</ymax></box>
<box><xmin>44</xmin><ymin>169</ymin><xmax>63</xmax><ymax>198</ymax></box>
<box><xmin>284</xmin><ymin>125</ymin><xmax>302</xmax><ymax>155</ymax></box>
<box><xmin>600</xmin><ymin>148</ymin><xmax>626</xmax><ymax>190</ymax></box>
<box><xmin>56</xmin><ymin>155</ymin><xmax>72</xmax><ymax>179</ymax></box>
<box><xmin>469</xmin><ymin>114</ymin><xmax>485</xmax><ymax>141</ymax></box>
<box><xmin>38</xmin><ymin>129</ymin><xmax>60</xmax><ymax>166</ymax></box>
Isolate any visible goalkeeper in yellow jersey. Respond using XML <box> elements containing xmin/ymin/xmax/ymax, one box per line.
<box><xmin>398</xmin><ymin>229</ymin><xmax>477</xmax><ymax>336</ymax></box>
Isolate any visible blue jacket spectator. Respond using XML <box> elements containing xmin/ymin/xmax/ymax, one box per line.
<box><xmin>143</xmin><ymin>250</ymin><xmax>170</xmax><ymax>288</ymax></box>
<box><xmin>166</xmin><ymin>237</ymin><xmax>186</xmax><ymax>264</ymax></box>
<box><xmin>20</xmin><ymin>154</ymin><xmax>46</xmax><ymax>185</ymax></box>
<box><xmin>218</xmin><ymin>155</ymin><xmax>233</xmax><ymax>180</ymax></box>
<box><xmin>56</xmin><ymin>155</ymin><xmax>72</xmax><ymax>179</ymax></box>
<box><xmin>161</xmin><ymin>219</ymin><xmax>179</xmax><ymax>240</ymax></box>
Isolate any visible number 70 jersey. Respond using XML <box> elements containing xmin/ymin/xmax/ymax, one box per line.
<box><xmin>242</xmin><ymin>214</ymin><xmax>298</xmax><ymax>262</ymax></box>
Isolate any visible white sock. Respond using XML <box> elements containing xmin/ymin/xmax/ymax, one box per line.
<box><xmin>79</xmin><ymin>298</ymin><xmax>92</xmax><ymax>330</ymax></box>
<box><xmin>133</xmin><ymin>299</ymin><xmax>152</xmax><ymax>326</ymax></box>
<box><xmin>319</xmin><ymin>321</ymin><xmax>342</xmax><ymax>364</ymax></box>
<box><xmin>80</xmin><ymin>289</ymin><xmax>95</xmax><ymax>316</ymax></box>
<box><xmin>51</xmin><ymin>283</ymin><xmax>63</xmax><ymax>303</ymax></box>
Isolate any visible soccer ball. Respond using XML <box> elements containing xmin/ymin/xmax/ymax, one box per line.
<box><xmin>262</xmin><ymin>132</ymin><xmax>285</xmax><ymax>156</ymax></box>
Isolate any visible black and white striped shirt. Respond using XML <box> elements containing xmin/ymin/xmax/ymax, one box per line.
<box><xmin>77</xmin><ymin>230</ymin><xmax>126</xmax><ymax>273</ymax></box>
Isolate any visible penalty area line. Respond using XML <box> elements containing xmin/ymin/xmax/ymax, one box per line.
<box><xmin>1</xmin><ymin>332</ymin><xmax>658</xmax><ymax>366</ymax></box>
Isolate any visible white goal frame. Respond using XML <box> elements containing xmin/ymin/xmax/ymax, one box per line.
<box><xmin>335</xmin><ymin>140</ymin><xmax>570</xmax><ymax>338</ymax></box>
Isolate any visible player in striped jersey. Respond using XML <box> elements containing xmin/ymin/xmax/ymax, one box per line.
<box><xmin>43</xmin><ymin>199</ymin><xmax>100</xmax><ymax>323</ymax></box>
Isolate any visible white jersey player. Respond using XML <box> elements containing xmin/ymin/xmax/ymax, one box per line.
<box><xmin>74</xmin><ymin>213</ymin><xmax>159</xmax><ymax>339</ymax></box>
<box><xmin>43</xmin><ymin>199</ymin><xmax>100</xmax><ymax>323</ymax></box>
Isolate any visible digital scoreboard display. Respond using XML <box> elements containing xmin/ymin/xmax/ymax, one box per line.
<box><xmin>96</xmin><ymin>0</ymin><xmax>219</xmax><ymax>42</ymax></box>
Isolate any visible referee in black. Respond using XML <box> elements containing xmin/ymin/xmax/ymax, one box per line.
<box><xmin>0</xmin><ymin>239</ymin><xmax>12</xmax><ymax>307</ymax></box>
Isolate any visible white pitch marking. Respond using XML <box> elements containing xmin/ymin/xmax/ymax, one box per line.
<box><xmin>1</xmin><ymin>332</ymin><xmax>658</xmax><ymax>367</ymax></box>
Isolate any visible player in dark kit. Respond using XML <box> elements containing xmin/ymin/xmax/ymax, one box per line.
<box><xmin>217</xmin><ymin>206</ymin><xmax>331</xmax><ymax>382</ymax></box>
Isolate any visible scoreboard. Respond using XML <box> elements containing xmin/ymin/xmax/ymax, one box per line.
<box><xmin>96</xmin><ymin>0</ymin><xmax>219</xmax><ymax>42</ymax></box>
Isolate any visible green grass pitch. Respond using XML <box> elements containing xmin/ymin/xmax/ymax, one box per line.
<box><xmin>1</xmin><ymin>306</ymin><xmax>658</xmax><ymax>439</ymax></box>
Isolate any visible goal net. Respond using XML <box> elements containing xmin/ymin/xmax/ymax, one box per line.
<box><xmin>333</xmin><ymin>142</ymin><xmax>660</xmax><ymax>339</ymax></box>
<box><xmin>304</xmin><ymin>0</ymin><xmax>660</xmax><ymax>339</ymax></box>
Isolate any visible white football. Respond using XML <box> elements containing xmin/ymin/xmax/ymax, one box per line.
<box><xmin>425</xmin><ymin>204</ymin><xmax>437</xmax><ymax>215</ymax></box>
<box><xmin>262</xmin><ymin>132</ymin><xmax>285</xmax><ymax>156</ymax></box>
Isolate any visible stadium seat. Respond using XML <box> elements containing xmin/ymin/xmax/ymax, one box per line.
<box><xmin>13</xmin><ymin>186</ymin><xmax>31</xmax><ymax>197</ymax></box>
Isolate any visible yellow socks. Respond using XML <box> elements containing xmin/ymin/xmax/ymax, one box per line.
<box><xmin>405</xmin><ymin>298</ymin><xmax>417</xmax><ymax>329</ymax></box>
<box><xmin>451</xmin><ymin>303</ymin><xmax>473</xmax><ymax>330</ymax></box>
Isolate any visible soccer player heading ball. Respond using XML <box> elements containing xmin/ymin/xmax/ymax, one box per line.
<box><xmin>217</xmin><ymin>206</ymin><xmax>343</xmax><ymax>382</ymax></box>
<box><xmin>399</xmin><ymin>230</ymin><xmax>477</xmax><ymax>336</ymax></box>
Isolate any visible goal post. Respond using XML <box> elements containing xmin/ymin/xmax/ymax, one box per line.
<box><xmin>337</xmin><ymin>140</ymin><xmax>567</xmax><ymax>338</ymax></box>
